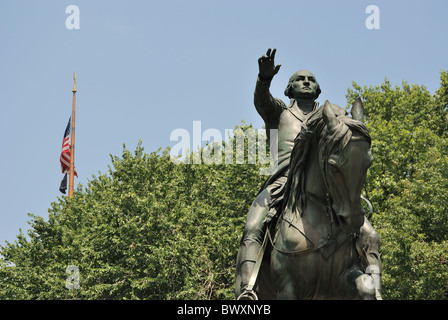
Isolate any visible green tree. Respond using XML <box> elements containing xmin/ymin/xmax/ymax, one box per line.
<box><xmin>346</xmin><ymin>70</ymin><xmax>448</xmax><ymax>299</ymax></box>
<box><xmin>0</xmin><ymin>123</ymin><xmax>267</xmax><ymax>300</ymax></box>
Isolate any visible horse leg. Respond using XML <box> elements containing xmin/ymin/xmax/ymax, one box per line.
<box><xmin>341</xmin><ymin>219</ymin><xmax>382</xmax><ymax>300</ymax></box>
<box><xmin>270</xmin><ymin>255</ymin><xmax>295</xmax><ymax>299</ymax></box>
<box><xmin>271</xmin><ymin>250</ymin><xmax>307</xmax><ymax>300</ymax></box>
<box><xmin>276</xmin><ymin>276</ymin><xmax>296</xmax><ymax>299</ymax></box>
<box><xmin>343</xmin><ymin>266</ymin><xmax>376</xmax><ymax>300</ymax></box>
<box><xmin>360</xmin><ymin>217</ymin><xmax>382</xmax><ymax>299</ymax></box>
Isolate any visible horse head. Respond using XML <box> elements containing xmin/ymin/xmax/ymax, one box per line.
<box><xmin>321</xmin><ymin>98</ymin><xmax>373</xmax><ymax>234</ymax></box>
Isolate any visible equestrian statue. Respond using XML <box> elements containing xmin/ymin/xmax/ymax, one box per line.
<box><xmin>235</xmin><ymin>49</ymin><xmax>382</xmax><ymax>300</ymax></box>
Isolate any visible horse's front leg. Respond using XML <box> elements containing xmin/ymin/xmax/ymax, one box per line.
<box><xmin>270</xmin><ymin>254</ymin><xmax>299</xmax><ymax>299</ymax></box>
<box><xmin>343</xmin><ymin>266</ymin><xmax>377</xmax><ymax>300</ymax></box>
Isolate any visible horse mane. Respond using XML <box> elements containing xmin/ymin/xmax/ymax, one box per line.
<box><xmin>269</xmin><ymin>104</ymin><xmax>371</xmax><ymax>219</ymax></box>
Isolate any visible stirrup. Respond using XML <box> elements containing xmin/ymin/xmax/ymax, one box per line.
<box><xmin>237</xmin><ymin>289</ymin><xmax>258</xmax><ymax>300</ymax></box>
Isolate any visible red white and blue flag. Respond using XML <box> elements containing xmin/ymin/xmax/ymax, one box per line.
<box><xmin>60</xmin><ymin>117</ymin><xmax>77</xmax><ymax>193</ymax></box>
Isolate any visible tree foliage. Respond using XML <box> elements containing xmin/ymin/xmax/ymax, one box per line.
<box><xmin>1</xmin><ymin>72</ymin><xmax>448</xmax><ymax>300</ymax></box>
<box><xmin>0</xmin><ymin>123</ymin><xmax>267</xmax><ymax>300</ymax></box>
<box><xmin>346</xmin><ymin>70</ymin><xmax>448</xmax><ymax>299</ymax></box>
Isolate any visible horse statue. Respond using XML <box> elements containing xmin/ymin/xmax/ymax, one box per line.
<box><xmin>236</xmin><ymin>100</ymin><xmax>381</xmax><ymax>300</ymax></box>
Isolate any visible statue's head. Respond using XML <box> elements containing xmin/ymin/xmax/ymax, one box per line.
<box><xmin>284</xmin><ymin>70</ymin><xmax>321</xmax><ymax>100</ymax></box>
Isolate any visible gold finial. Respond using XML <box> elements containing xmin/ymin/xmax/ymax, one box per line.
<box><xmin>73</xmin><ymin>72</ymin><xmax>77</xmax><ymax>93</ymax></box>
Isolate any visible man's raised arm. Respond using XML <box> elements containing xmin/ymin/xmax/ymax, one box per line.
<box><xmin>254</xmin><ymin>48</ymin><xmax>283</xmax><ymax>126</ymax></box>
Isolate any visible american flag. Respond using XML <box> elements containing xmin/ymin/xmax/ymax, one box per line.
<box><xmin>60</xmin><ymin>117</ymin><xmax>77</xmax><ymax>177</ymax></box>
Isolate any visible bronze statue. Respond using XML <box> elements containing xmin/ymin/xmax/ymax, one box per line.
<box><xmin>235</xmin><ymin>49</ymin><xmax>381</xmax><ymax>300</ymax></box>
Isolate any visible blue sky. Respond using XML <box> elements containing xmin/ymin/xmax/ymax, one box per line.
<box><xmin>1</xmin><ymin>0</ymin><xmax>447</xmax><ymax>246</ymax></box>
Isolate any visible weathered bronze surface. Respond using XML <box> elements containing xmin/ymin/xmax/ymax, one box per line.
<box><xmin>235</xmin><ymin>49</ymin><xmax>381</xmax><ymax>300</ymax></box>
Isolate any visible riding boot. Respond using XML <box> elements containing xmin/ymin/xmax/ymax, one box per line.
<box><xmin>237</xmin><ymin>241</ymin><xmax>262</xmax><ymax>300</ymax></box>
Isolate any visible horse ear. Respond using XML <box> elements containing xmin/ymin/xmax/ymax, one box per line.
<box><xmin>351</xmin><ymin>97</ymin><xmax>365</xmax><ymax>123</ymax></box>
<box><xmin>323</xmin><ymin>100</ymin><xmax>338</xmax><ymax>133</ymax></box>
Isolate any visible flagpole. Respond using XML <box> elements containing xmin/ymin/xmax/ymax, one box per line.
<box><xmin>68</xmin><ymin>72</ymin><xmax>76</xmax><ymax>198</ymax></box>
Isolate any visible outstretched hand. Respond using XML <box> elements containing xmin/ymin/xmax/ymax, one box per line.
<box><xmin>258</xmin><ymin>48</ymin><xmax>281</xmax><ymax>81</ymax></box>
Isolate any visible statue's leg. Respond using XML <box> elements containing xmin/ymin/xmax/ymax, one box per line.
<box><xmin>235</xmin><ymin>188</ymin><xmax>270</xmax><ymax>299</ymax></box>
<box><xmin>359</xmin><ymin>217</ymin><xmax>382</xmax><ymax>299</ymax></box>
